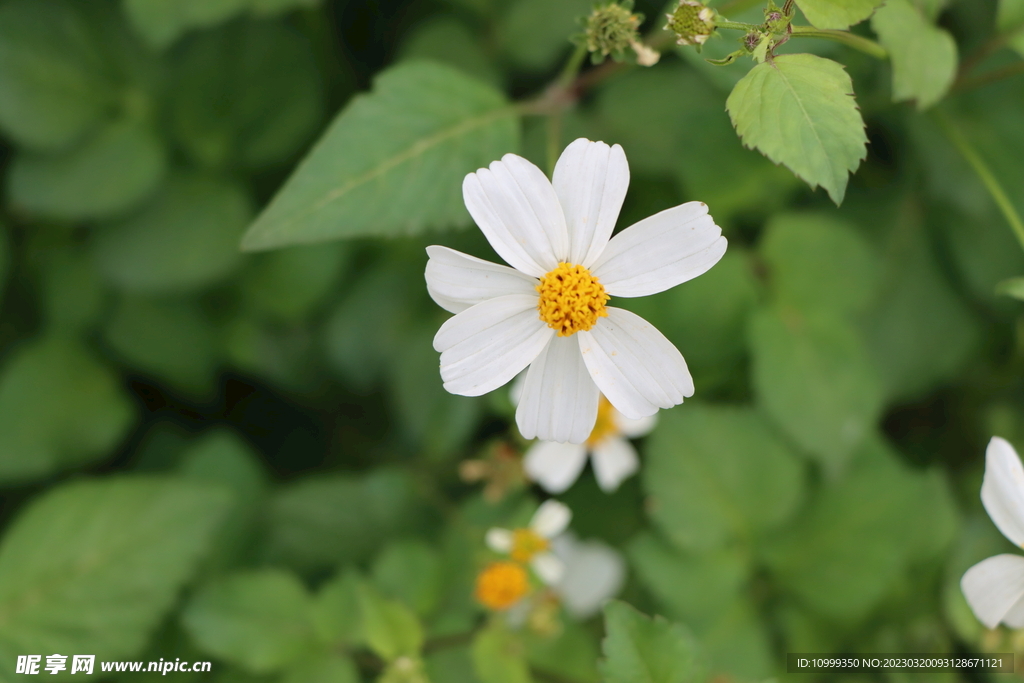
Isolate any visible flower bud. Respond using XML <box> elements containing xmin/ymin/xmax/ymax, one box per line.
<box><xmin>584</xmin><ymin>2</ymin><xmax>642</xmax><ymax>62</ymax></box>
<box><xmin>665</xmin><ymin>0</ymin><xmax>715</xmax><ymax>46</ymax></box>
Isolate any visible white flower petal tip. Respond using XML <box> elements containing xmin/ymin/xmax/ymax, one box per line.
<box><xmin>552</xmin><ymin>534</ymin><xmax>626</xmax><ymax>618</ymax></box>
<box><xmin>591</xmin><ymin>438</ymin><xmax>640</xmax><ymax>492</ymax></box>
<box><xmin>532</xmin><ymin>552</ymin><xmax>566</xmax><ymax>585</ymax></box>
<box><xmin>553</xmin><ymin>138</ymin><xmax>630</xmax><ymax>268</ymax></box>
<box><xmin>524</xmin><ymin>441</ymin><xmax>589</xmax><ymax>494</ymax></box>
<box><xmin>591</xmin><ymin>201</ymin><xmax>727</xmax><ymax>298</ymax></box>
<box><xmin>982</xmin><ymin>436</ymin><xmax>1024</xmax><ymax>548</ymax></box>
<box><xmin>425</xmin><ymin>246</ymin><xmax>538</xmax><ymax>314</ymax></box>
<box><xmin>531</xmin><ymin>500</ymin><xmax>572</xmax><ymax>538</ymax></box>
<box><xmin>486</xmin><ymin>527</ymin><xmax>514</xmax><ymax>553</ymax></box>
<box><xmin>614</xmin><ymin>410</ymin><xmax>657</xmax><ymax>439</ymax></box>
<box><xmin>961</xmin><ymin>554</ymin><xmax>1024</xmax><ymax>629</ymax></box>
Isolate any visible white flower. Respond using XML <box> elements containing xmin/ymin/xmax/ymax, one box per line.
<box><xmin>550</xmin><ymin>532</ymin><xmax>626</xmax><ymax>618</ymax></box>
<box><xmin>426</xmin><ymin>138</ymin><xmax>727</xmax><ymax>445</ymax></box>
<box><xmin>961</xmin><ymin>437</ymin><xmax>1024</xmax><ymax>628</ymax></box>
<box><xmin>523</xmin><ymin>391</ymin><xmax>655</xmax><ymax>493</ymax></box>
<box><xmin>486</xmin><ymin>500</ymin><xmax>571</xmax><ymax>584</ymax></box>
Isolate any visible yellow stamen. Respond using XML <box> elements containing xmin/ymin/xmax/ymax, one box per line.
<box><xmin>511</xmin><ymin>528</ymin><xmax>549</xmax><ymax>563</ymax></box>
<box><xmin>586</xmin><ymin>396</ymin><xmax>618</xmax><ymax>446</ymax></box>
<box><xmin>537</xmin><ymin>263</ymin><xmax>609</xmax><ymax>336</ymax></box>
<box><xmin>475</xmin><ymin>561</ymin><xmax>529</xmax><ymax>610</ymax></box>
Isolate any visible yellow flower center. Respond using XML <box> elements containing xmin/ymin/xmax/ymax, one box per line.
<box><xmin>511</xmin><ymin>528</ymin><xmax>549</xmax><ymax>563</ymax></box>
<box><xmin>586</xmin><ymin>397</ymin><xmax>618</xmax><ymax>446</ymax></box>
<box><xmin>475</xmin><ymin>561</ymin><xmax>529</xmax><ymax>610</ymax></box>
<box><xmin>537</xmin><ymin>263</ymin><xmax>609</xmax><ymax>336</ymax></box>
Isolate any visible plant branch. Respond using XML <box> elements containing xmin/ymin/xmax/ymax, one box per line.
<box><xmin>789</xmin><ymin>25</ymin><xmax>888</xmax><ymax>59</ymax></box>
<box><xmin>953</xmin><ymin>59</ymin><xmax>1024</xmax><ymax>92</ymax></box>
<box><xmin>933</xmin><ymin>108</ymin><xmax>1024</xmax><ymax>254</ymax></box>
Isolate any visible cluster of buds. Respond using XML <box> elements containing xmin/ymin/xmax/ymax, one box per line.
<box><xmin>582</xmin><ymin>1</ymin><xmax>660</xmax><ymax>66</ymax></box>
<box><xmin>665</xmin><ymin>0</ymin><xmax>716</xmax><ymax>46</ymax></box>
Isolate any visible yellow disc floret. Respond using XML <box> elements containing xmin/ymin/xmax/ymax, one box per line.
<box><xmin>475</xmin><ymin>561</ymin><xmax>530</xmax><ymax>610</ymax></box>
<box><xmin>587</xmin><ymin>396</ymin><xmax>618</xmax><ymax>446</ymax></box>
<box><xmin>511</xmin><ymin>528</ymin><xmax>549</xmax><ymax>563</ymax></box>
<box><xmin>537</xmin><ymin>263</ymin><xmax>609</xmax><ymax>336</ymax></box>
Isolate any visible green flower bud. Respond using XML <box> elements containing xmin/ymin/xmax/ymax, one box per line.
<box><xmin>665</xmin><ymin>0</ymin><xmax>715</xmax><ymax>46</ymax></box>
<box><xmin>584</xmin><ymin>2</ymin><xmax>642</xmax><ymax>62</ymax></box>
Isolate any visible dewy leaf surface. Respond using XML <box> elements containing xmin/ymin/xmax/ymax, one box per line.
<box><xmin>0</xmin><ymin>478</ymin><xmax>229</xmax><ymax>665</ymax></box>
<box><xmin>241</xmin><ymin>61</ymin><xmax>519</xmax><ymax>250</ymax></box>
<box><xmin>794</xmin><ymin>0</ymin><xmax>883</xmax><ymax>29</ymax></box>
<box><xmin>872</xmin><ymin>0</ymin><xmax>957</xmax><ymax>110</ymax></box>
<box><xmin>726</xmin><ymin>54</ymin><xmax>867</xmax><ymax>205</ymax></box>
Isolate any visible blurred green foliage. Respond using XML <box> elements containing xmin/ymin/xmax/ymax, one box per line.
<box><xmin>0</xmin><ymin>0</ymin><xmax>1022</xmax><ymax>682</ymax></box>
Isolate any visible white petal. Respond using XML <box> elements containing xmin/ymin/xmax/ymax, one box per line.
<box><xmin>434</xmin><ymin>294</ymin><xmax>553</xmax><ymax>397</ymax></box>
<box><xmin>531</xmin><ymin>499</ymin><xmax>572</xmax><ymax>538</ymax></box>
<box><xmin>523</xmin><ymin>441</ymin><xmax>589</xmax><ymax>494</ymax></box>
<box><xmin>614</xmin><ymin>410</ymin><xmax>657</xmax><ymax>438</ymax></box>
<box><xmin>486</xmin><ymin>527</ymin><xmax>513</xmax><ymax>553</ymax></box>
<box><xmin>531</xmin><ymin>552</ymin><xmax>565</xmax><ymax>585</ymax></box>
<box><xmin>425</xmin><ymin>246</ymin><xmax>538</xmax><ymax>313</ymax></box>
<box><xmin>463</xmin><ymin>154</ymin><xmax>568</xmax><ymax>277</ymax></box>
<box><xmin>552</xmin><ymin>139</ymin><xmax>629</xmax><ymax>268</ymax></box>
<box><xmin>590</xmin><ymin>437</ymin><xmax>639</xmax><ymax>492</ymax></box>
<box><xmin>516</xmin><ymin>335</ymin><xmax>600</xmax><ymax>444</ymax></box>
<box><xmin>551</xmin><ymin>533</ymin><xmax>626</xmax><ymax>618</ymax></box>
<box><xmin>982</xmin><ymin>436</ymin><xmax>1024</xmax><ymax>548</ymax></box>
<box><xmin>961</xmin><ymin>554</ymin><xmax>1024</xmax><ymax>629</ymax></box>
<box><xmin>577</xmin><ymin>308</ymin><xmax>694</xmax><ymax>419</ymax></box>
<box><xmin>591</xmin><ymin>201</ymin><xmax>727</xmax><ymax>297</ymax></box>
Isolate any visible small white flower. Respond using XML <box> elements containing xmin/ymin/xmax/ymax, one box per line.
<box><xmin>426</xmin><ymin>138</ymin><xmax>727</xmax><ymax>444</ymax></box>
<box><xmin>550</xmin><ymin>532</ymin><xmax>626</xmax><ymax>618</ymax></box>
<box><xmin>521</xmin><ymin>388</ymin><xmax>654</xmax><ymax>493</ymax></box>
<box><xmin>961</xmin><ymin>437</ymin><xmax>1024</xmax><ymax>628</ymax></box>
<box><xmin>487</xmin><ymin>500</ymin><xmax>572</xmax><ymax>584</ymax></box>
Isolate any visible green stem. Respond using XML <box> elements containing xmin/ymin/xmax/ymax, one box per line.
<box><xmin>716</xmin><ymin>19</ymin><xmax>760</xmax><ymax>31</ymax></box>
<box><xmin>789</xmin><ymin>25</ymin><xmax>887</xmax><ymax>59</ymax></box>
<box><xmin>933</xmin><ymin>108</ymin><xmax>1024</xmax><ymax>254</ymax></box>
<box><xmin>557</xmin><ymin>42</ymin><xmax>588</xmax><ymax>89</ymax></box>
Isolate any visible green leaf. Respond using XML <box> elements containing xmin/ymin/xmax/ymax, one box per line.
<box><xmin>121</xmin><ymin>0</ymin><xmax>248</xmax><ymax>49</ymax></box>
<box><xmin>759</xmin><ymin>212</ymin><xmax>879</xmax><ymax>315</ymax></box>
<box><xmin>358</xmin><ymin>580</ymin><xmax>424</xmax><ymax>662</ymax></box>
<box><xmin>182</xmin><ymin>569</ymin><xmax>316</xmax><ymax>674</ymax></box>
<box><xmin>628</xmin><ymin>533</ymin><xmax>748</xmax><ymax>633</ymax></box>
<box><xmin>399</xmin><ymin>17</ymin><xmax>502</xmax><ymax>87</ymax></box>
<box><xmin>372</xmin><ymin>540</ymin><xmax>444</xmax><ymax>617</ymax></box>
<box><xmin>749</xmin><ymin>306</ymin><xmax>884</xmax><ymax>470</ymax></box>
<box><xmin>0</xmin><ymin>478</ymin><xmax>229</xmax><ymax>663</ymax></box>
<box><xmin>472</xmin><ymin>623</ymin><xmax>532</xmax><ymax>683</ymax></box>
<box><xmin>37</xmin><ymin>247</ymin><xmax>106</xmax><ymax>332</ymax></box>
<box><xmin>762</xmin><ymin>435</ymin><xmax>958</xmax><ymax>621</ymax></box>
<box><xmin>240</xmin><ymin>61</ymin><xmax>519</xmax><ymax>250</ymax></box>
<box><xmin>7</xmin><ymin>118</ymin><xmax>166</xmax><ymax>220</ymax></box>
<box><xmin>280</xmin><ymin>656</ymin><xmax>359</xmax><ymax>683</ymax></box>
<box><xmin>497</xmin><ymin>0</ymin><xmax>591</xmax><ymax>70</ymax></box>
<box><xmin>996</xmin><ymin>276</ymin><xmax>1024</xmax><ymax>300</ymax></box>
<box><xmin>171</xmin><ymin>21</ymin><xmax>324</xmax><ymax>169</ymax></box>
<box><xmin>872</xmin><ymin>0</ymin><xmax>957</xmax><ymax>109</ymax></box>
<box><xmin>240</xmin><ymin>243</ymin><xmax>348</xmax><ymax>322</ymax></box>
<box><xmin>249</xmin><ymin>0</ymin><xmax>323</xmax><ymax>15</ymax></box>
<box><xmin>264</xmin><ymin>468</ymin><xmax>425</xmax><ymax>571</ymax></box>
<box><xmin>599</xmin><ymin>601</ymin><xmax>702</xmax><ymax>683</ymax></box>
<box><xmin>998</xmin><ymin>0</ymin><xmax>1024</xmax><ymax>57</ymax></box>
<box><xmin>643</xmin><ymin>404</ymin><xmax>805</xmax><ymax>552</ymax></box>
<box><xmin>0</xmin><ymin>0</ymin><xmax>113</xmax><ymax>150</ymax></box>
<box><xmin>0</xmin><ymin>337</ymin><xmax>134</xmax><ymax>484</ymax></box>
<box><xmin>103</xmin><ymin>294</ymin><xmax>218</xmax><ymax>395</ymax></box>
<box><xmin>525</xmin><ymin>621</ymin><xmax>600</xmax><ymax>683</ymax></box>
<box><xmin>312</xmin><ymin>570</ymin><xmax>363</xmax><ymax>648</ymax></box>
<box><xmin>726</xmin><ymin>53</ymin><xmax>867</xmax><ymax>205</ymax></box>
<box><xmin>0</xmin><ymin>223</ymin><xmax>9</xmax><ymax>303</ymax></box>
<box><xmin>93</xmin><ymin>173</ymin><xmax>252</xmax><ymax>293</ymax></box>
<box><xmin>794</xmin><ymin>0</ymin><xmax>884</xmax><ymax>29</ymax></box>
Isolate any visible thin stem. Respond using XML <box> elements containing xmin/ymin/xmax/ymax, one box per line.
<box><xmin>954</xmin><ymin>59</ymin><xmax>1024</xmax><ymax>92</ymax></box>
<box><xmin>557</xmin><ymin>42</ymin><xmax>588</xmax><ymax>89</ymax></box>
<box><xmin>716</xmin><ymin>19</ymin><xmax>760</xmax><ymax>31</ymax></box>
<box><xmin>789</xmin><ymin>25</ymin><xmax>887</xmax><ymax>59</ymax></box>
<box><xmin>933</xmin><ymin>108</ymin><xmax>1024</xmax><ymax>254</ymax></box>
